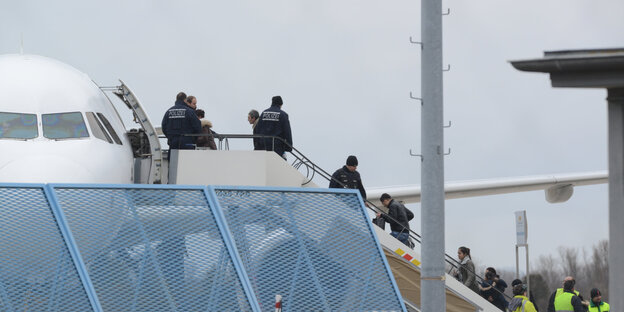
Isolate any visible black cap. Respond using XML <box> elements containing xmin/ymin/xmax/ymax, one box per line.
<box><xmin>346</xmin><ymin>155</ymin><xmax>358</xmax><ymax>166</ymax></box>
<box><xmin>591</xmin><ymin>288</ymin><xmax>601</xmax><ymax>299</ymax></box>
<box><xmin>511</xmin><ymin>279</ymin><xmax>523</xmax><ymax>287</ymax></box>
<box><xmin>272</xmin><ymin>96</ymin><xmax>283</xmax><ymax>106</ymax></box>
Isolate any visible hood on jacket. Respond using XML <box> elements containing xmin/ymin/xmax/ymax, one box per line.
<box><xmin>201</xmin><ymin>119</ymin><xmax>213</xmax><ymax>128</ymax></box>
<box><xmin>508</xmin><ymin>296</ymin><xmax>524</xmax><ymax>311</ymax></box>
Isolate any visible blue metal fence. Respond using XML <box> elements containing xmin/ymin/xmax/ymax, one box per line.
<box><xmin>50</xmin><ymin>185</ymin><xmax>257</xmax><ymax>312</ymax></box>
<box><xmin>0</xmin><ymin>185</ymin><xmax>95</xmax><ymax>312</ymax></box>
<box><xmin>0</xmin><ymin>183</ymin><xmax>405</xmax><ymax>312</ymax></box>
<box><xmin>213</xmin><ymin>186</ymin><xmax>406</xmax><ymax>312</ymax></box>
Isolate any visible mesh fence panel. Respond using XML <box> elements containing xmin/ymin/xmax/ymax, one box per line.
<box><xmin>0</xmin><ymin>185</ymin><xmax>405</xmax><ymax>311</ymax></box>
<box><xmin>214</xmin><ymin>188</ymin><xmax>405</xmax><ymax>312</ymax></box>
<box><xmin>0</xmin><ymin>186</ymin><xmax>94</xmax><ymax>312</ymax></box>
<box><xmin>52</xmin><ymin>187</ymin><xmax>254</xmax><ymax>312</ymax></box>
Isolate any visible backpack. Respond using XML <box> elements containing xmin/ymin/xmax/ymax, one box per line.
<box><xmin>401</xmin><ymin>202</ymin><xmax>414</xmax><ymax>221</ymax></box>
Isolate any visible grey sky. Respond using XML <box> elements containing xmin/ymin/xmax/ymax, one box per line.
<box><xmin>2</xmin><ymin>0</ymin><xmax>622</xmax><ymax>271</ymax></box>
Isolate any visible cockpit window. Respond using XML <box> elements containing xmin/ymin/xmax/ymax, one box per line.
<box><xmin>86</xmin><ymin>112</ymin><xmax>113</xmax><ymax>143</ymax></box>
<box><xmin>0</xmin><ymin>112</ymin><xmax>38</xmax><ymax>139</ymax></box>
<box><xmin>96</xmin><ymin>113</ymin><xmax>122</xmax><ymax>145</ymax></box>
<box><xmin>42</xmin><ymin>112</ymin><xmax>89</xmax><ymax>139</ymax></box>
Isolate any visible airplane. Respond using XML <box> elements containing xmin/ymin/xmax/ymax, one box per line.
<box><xmin>367</xmin><ymin>170</ymin><xmax>607</xmax><ymax>206</ymax></box>
<box><xmin>0</xmin><ymin>54</ymin><xmax>134</xmax><ymax>184</ymax></box>
<box><xmin>0</xmin><ymin>53</ymin><xmax>608</xmax><ymax>199</ymax></box>
<box><xmin>0</xmin><ymin>54</ymin><xmax>609</xmax><ymax>311</ymax></box>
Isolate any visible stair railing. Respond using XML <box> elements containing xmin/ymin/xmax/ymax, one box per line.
<box><xmin>171</xmin><ymin>133</ymin><xmax>513</xmax><ymax>302</ymax></box>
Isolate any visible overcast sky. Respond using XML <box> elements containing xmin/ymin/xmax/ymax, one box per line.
<box><xmin>2</xmin><ymin>0</ymin><xmax>622</xmax><ymax>272</ymax></box>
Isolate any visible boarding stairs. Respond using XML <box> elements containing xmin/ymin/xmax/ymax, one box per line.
<box><xmin>102</xmin><ymin>81</ymin><xmax>164</xmax><ymax>184</ymax></box>
<box><xmin>107</xmin><ymin>92</ymin><xmax>505</xmax><ymax>310</ymax></box>
<box><xmin>374</xmin><ymin>227</ymin><xmax>501</xmax><ymax>312</ymax></box>
<box><xmin>160</xmin><ymin>139</ymin><xmax>504</xmax><ymax>312</ymax></box>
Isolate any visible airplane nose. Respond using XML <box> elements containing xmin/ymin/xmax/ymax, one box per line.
<box><xmin>0</xmin><ymin>155</ymin><xmax>97</xmax><ymax>183</ymax></box>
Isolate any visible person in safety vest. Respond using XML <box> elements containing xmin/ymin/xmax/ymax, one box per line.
<box><xmin>508</xmin><ymin>283</ymin><xmax>537</xmax><ymax>312</ymax></box>
<box><xmin>512</xmin><ymin>279</ymin><xmax>539</xmax><ymax>311</ymax></box>
<box><xmin>547</xmin><ymin>277</ymin><xmax>585</xmax><ymax>312</ymax></box>
<box><xmin>547</xmin><ymin>276</ymin><xmax>581</xmax><ymax>312</ymax></box>
<box><xmin>588</xmin><ymin>288</ymin><xmax>609</xmax><ymax>312</ymax></box>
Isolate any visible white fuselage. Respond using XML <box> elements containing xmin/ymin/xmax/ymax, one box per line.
<box><xmin>0</xmin><ymin>54</ymin><xmax>133</xmax><ymax>183</ymax></box>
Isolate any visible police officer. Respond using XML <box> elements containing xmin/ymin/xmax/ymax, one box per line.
<box><xmin>161</xmin><ymin>92</ymin><xmax>201</xmax><ymax>150</ymax></box>
<box><xmin>329</xmin><ymin>155</ymin><xmax>367</xmax><ymax>200</ymax></box>
<box><xmin>255</xmin><ymin>96</ymin><xmax>292</xmax><ymax>159</ymax></box>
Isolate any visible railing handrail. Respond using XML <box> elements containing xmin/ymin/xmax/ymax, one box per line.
<box><xmin>168</xmin><ymin>133</ymin><xmax>336</xmax><ymax>185</ymax></box>
<box><xmin>163</xmin><ymin>132</ymin><xmax>512</xmax><ymax>301</ymax></box>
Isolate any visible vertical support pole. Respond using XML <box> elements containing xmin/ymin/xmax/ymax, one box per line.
<box><xmin>525</xmin><ymin>245</ymin><xmax>530</xmax><ymax>299</ymax></box>
<box><xmin>607</xmin><ymin>88</ymin><xmax>624</xmax><ymax>307</ymax></box>
<box><xmin>421</xmin><ymin>0</ymin><xmax>445</xmax><ymax>310</ymax></box>
<box><xmin>515</xmin><ymin>245</ymin><xmax>519</xmax><ymax>279</ymax></box>
<box><xmin>516</xmin><ymin>245</ymin><xmax>530</xmax><ymax>294</ymax></box>
<box><xmin>44</xmin><ymin>185</ymin><xmax>103</xmax><ymax>312</ymax></box>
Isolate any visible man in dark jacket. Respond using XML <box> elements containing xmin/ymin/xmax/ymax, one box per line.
<box><xmin>247</xmin><ymin>109</ymin><xmax>263</xmax><ymax>150</ymax></box>
<box><xmin>255</xmin><ymin>95</ymin><xmax>292</xmax><ymax>159</ymax></box>
<box><xmin>161</xmin><ymin>92</ymin><xmax>201</xmax><ymax>150</ymax></box>
<box><xmin>376</xmin><ymin>193</ymin><xmax>410</xmax><ymax>245</ymax></box>
<box><xmin>547</xmin><ymin>277</ymin><xmax>586</xmax><ymax>312</ymax></box>
<box><xmin>486</xmin><ymin>267</ymin><xmax>509</xmax><ymax>310</ymax></box>
<box><xmin>329</xmin><ymin>155</ymin><xmax>367</xmax><ymax>200</ymax></box>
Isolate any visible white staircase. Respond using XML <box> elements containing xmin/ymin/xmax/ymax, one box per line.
<box><xmin>165</xmin><ymin>148</ymin><xmax>500</xmax><ymax>311</ymax></box>
<box><xmin>373</xmin><ymin>226</ymin><xmax>501</xmax><ymax>312</ymax></box>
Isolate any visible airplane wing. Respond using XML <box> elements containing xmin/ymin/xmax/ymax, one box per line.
<box><xmin>366</xmin><ymin>171</ymin><xmax>607</xmax><ymax>206</ymax></box>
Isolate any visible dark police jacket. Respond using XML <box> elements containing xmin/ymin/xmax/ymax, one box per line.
<box><xmin>255</xmin><ymin>105</ymin><xmax>292</xmax><ymax>156</ymax></box>
<box><xmin>161</xmin><ymin>100</ymin><xmax>201</xmax><ymax>149</ymax></box>
<box><xmin>329</xmin><ymin>166</ymin><xmax>366</xmax><ymax>199</ymax></box>
<box><xmin>380</xmin><ymin>199</ymin><xmax>410</xmax><ymax>233</ymax></box>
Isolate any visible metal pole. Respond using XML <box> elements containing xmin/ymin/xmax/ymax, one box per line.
<box><xmin>608</xmin><ymin>88</ymin><xmax>624</xmax><ymax>308</ymax></box>
<box><xmin>515</xmin><ymin>245</ymin><xmax>519</xmax><ymax>279</ymax></box>
<box><xmin>525</xmin><ymin>245</ymin><xmax>530</xmax><ymax>299</ymax></box>
<box><xmin>420</xmin><ymin>0</ymin><xmax>445</xmax><ymax>310</ymax></box>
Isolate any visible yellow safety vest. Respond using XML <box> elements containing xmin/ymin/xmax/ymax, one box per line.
<box><xmin>588</xmin><ymin>301</ymin><xmax>610</xmax><ymax>312</ymax></box>
<box><xmin>554</xmin><ymin>292</ymin><xmax>575</xmax><ymax>312</ymax></box>
<box><xmin>510</xmin><ymin>295</ymin><xmax>537</xmax><ymax>312</ymax></box>
<box><xmin>555</xmin><ymin>288</ymin><xmax>579</xmax><ymax>296</ymax></box>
